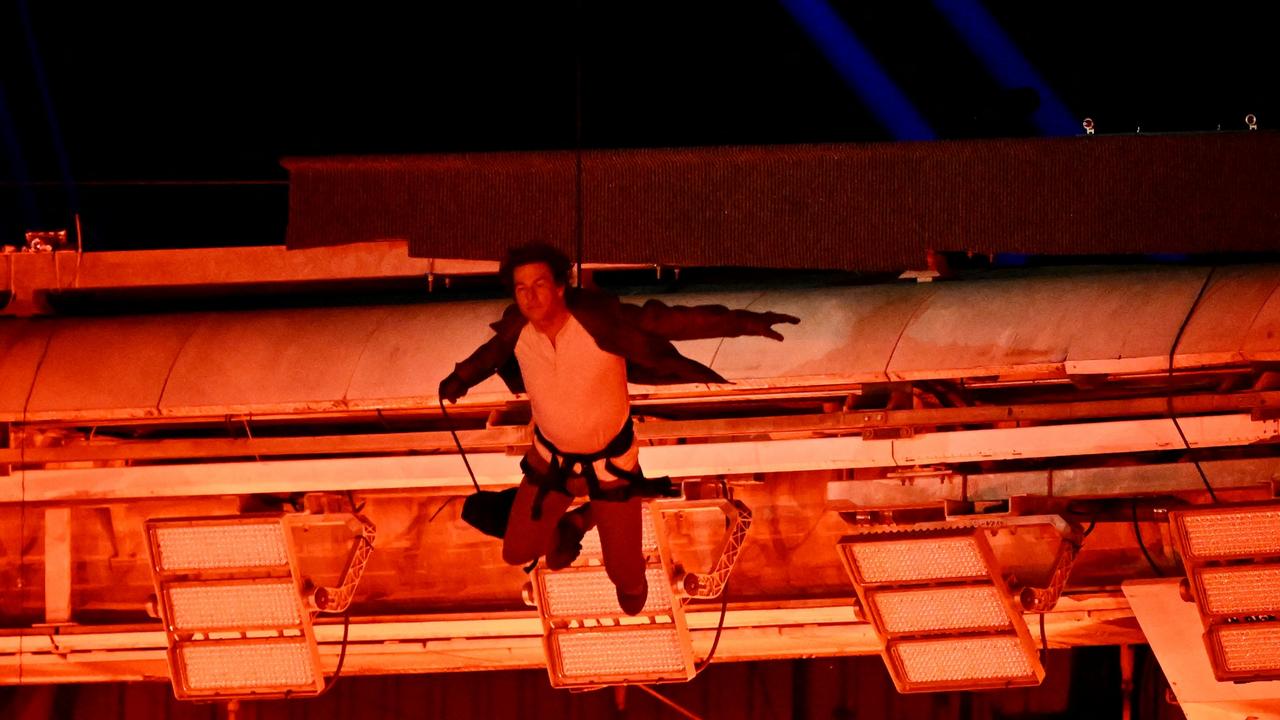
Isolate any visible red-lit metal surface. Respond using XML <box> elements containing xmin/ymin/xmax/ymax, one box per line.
<box><xmin>282</xmin><ymin>135</ymin><xmax>1280</xmax><ymax>267</ymax></box>
<box><xmin>1</xmin><ymin>245</ymin><xmax>1278</xmax><ymax>700</ymax></box>
<box><xmin>2</xmin><ymin>263</ymin><xmax>1277</xmax><ymax>421</ymax></box>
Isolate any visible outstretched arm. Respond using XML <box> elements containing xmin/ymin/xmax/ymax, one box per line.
<box><xmin>438</xmin><ymin>306</ymin><xmax>524</xmax><ymax>403</ymax></box>
<box><xmin>620</xmin><ymin>298</ymin><xmax>800</xmax><ymax>342</ymax></box>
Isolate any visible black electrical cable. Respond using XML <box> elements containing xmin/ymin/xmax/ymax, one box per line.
<box><xmin>572</xmin><ymin>42</ymin><xmax>584</xmax><ymax>287</ymax></box>
<box><xmin>1082</xmin><ymin>518</ymin><xmax>1097</xmax><ymax>537</ymax></box>
<box><xmin>1169</xmin><ymin>416</ymin><xmax>1219</xmax><ymax>503</ymax></box>
<box><xmin>694</xmin><ymin>582</ymin><xmax>730</xmax><ymax>674</ymax></box>
<box><xmin>439</xmin><ymin>399</ymin><xmax>481</xmax><ymax>493</ymax></box>
<box><xmin>346</xmin><ymin>490</ymin><xmax>365</xmax><ymax>514</ymax></box>
<box><xmin>427</xmin><ymin>498</ymin><xmax>456</xmax><ymax>524</ymax></box>
<box><xmin>571</xmin><ymin>0</ymin><xmax>585</xmax><ymax>288</ymax></box>
<box><xmin>694</xmin><ymin>478</ymin><xmax>735</xmax><ymax>673</ymax></box>
<box><xmin>1166</xmin><ymin>268</ymin><xmax>1219</xmax><ymax>503</ymax></box>
<box><xmin>1131</xmin><ymin>500</ymin><xmax>1166</xmax><ymax>577</ymax></box>
<box><xmin>1038</xmin><ymin>613</ymin><xmax>1048</xmax><ymax>665</ymax></box>
<box><xmin>315</xmin><ymin>611</ymin><xmax>352</xmax><ymax>698</ymax></box>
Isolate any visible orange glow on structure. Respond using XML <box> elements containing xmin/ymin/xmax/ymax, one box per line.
<box><xmin>839</xmin><ymin>528</ymin><xmax>1045</xmax><ymax>693</ymax></box>
<box><xmin>1170</xmin><ymin>502</ymin><xmax>1280</xmax><ymax>683</ymax></box>
<box><xmin>145</xmin><ymin>516</ymin><xmax>325</xmax><ymax>700</ymax></box>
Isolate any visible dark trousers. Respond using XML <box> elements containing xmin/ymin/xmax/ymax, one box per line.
<box><xmin>501</xmin><ymin>446</ymin><xmax>647</xmax><ymax>596</ymax></box>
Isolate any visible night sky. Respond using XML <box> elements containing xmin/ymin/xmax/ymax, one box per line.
<box><xmin>2</xmin><ymin>2</ymin><xmax>1276</xmax><ymax>250</ymax></box>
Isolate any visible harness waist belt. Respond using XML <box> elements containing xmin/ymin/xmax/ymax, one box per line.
<box><xmin>523</xmin><ymin>418</ymin><xmax>677</xmax><ymax>519</ymax></box>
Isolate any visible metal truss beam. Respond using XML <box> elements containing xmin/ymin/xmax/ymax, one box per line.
<box><xmin>0</xmin><ymin>593</ymin><xmax>1138</xmax><ymax>685</ymax></box>
<box><xmin>8</xmin><ymin>413</ymin><xmax>1277</xmax><ymax>503</ymax></box>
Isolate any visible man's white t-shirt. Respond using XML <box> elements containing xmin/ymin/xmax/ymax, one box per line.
<box><xmin>515</xmin><ymin>314</ymin><xmax>631</xmax><ymax>455</ymax></box>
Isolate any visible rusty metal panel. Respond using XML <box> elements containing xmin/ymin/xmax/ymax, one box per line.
<box><xmin>23</xmin><ymin>316</ymin><xmax>196</xmax><ymax>421</ymax></box>
<box><xmin>706</xmin><ymin>285</ymin><xmax>934</xmax><ymax>387</ymax></box>
<box><xmin>0</xmin><ymin>320</ymin><xmax>51</xmax><ymax>421</ymax></box>
<box><xmin>1242</xmin><ymin>272</ymin><xmax>1280</xmax><ymax>363</ymax></box>
<box><xmin>888</xmin><ymin>273</ymin><xmax>1084</xmax><ymax>380</ymax></box>
<box><xmin>887</xmin><ymin>267</ymin><xmax>1210</xmax><ymax>380</ymax></box>
<box><xmin>343</xmin><ymin>299</ymin><xmax>516</xmax><ymax>408</ymax></box>
<box><xmin>158</xmin><ymin>306</ymin><xmax>401</xmax><ymax>415</ymax></box>
<box><xmin>1063</xmin><ymin>267</ymin><xmax>1211</xmax><ymax>374</ymax></box>
<box><xmin>1175</xmin><ymin>265</ymin><xmax>1280</xmax><ymax>368</ymax></box>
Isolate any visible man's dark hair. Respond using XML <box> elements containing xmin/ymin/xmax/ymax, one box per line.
<box><xmin>499</xmin><ymin>243</ymin><xmax>573</xmax><ymax>292</ymax></box>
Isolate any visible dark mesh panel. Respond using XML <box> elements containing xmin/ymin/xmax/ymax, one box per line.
<box><xmin>284</xmin><ymin>133</ymin><xmax>1280</xmax><ymax>271</ymax></box>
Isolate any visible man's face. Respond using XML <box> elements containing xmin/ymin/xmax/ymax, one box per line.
<box><xmin>513</xmin><ymin>262</ymin><xmax>566</xmax><ymax>325</ymax></box>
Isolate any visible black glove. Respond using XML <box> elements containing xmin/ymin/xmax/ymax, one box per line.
<box><xmin>438</xmin><ymin>373</ymin><xmax>468</xmax><ymax>404</ymax></box>
<box><xmin>754</xmin><ymin>311</ymin><xmax>801</xmax><ymax>341</ymax></box>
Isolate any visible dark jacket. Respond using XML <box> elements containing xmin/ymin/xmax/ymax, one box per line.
<box><xmin>449</xmin><ymin>288</ymin><xmax>781</xmax><ymax>394</ymax></box>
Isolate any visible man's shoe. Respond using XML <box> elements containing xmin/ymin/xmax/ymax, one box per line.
<box><xmin>616</xmin><ymin>582</ymin><xmax>648</xmax><ymax>616</ymax></box>
<box><xmin>546</xmin><ymin>511</ymin><xmax>590</xmax><ymax>570</ymax></box>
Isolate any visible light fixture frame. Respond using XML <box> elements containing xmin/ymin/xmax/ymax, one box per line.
<box><xmin>1205</xmin><ymin>623</ymin><xmax>1280</xmax><ymax>682</ymax></box>
<box><xmin>838</xmin><ymin>524</ymin><xmax>1046</xmax><ymax>693</ymax></box>
<box><xmin>545</xmin><ymin>623</ymin><xmax>695</xmax><ymax>687</ymax></box>
<box><xmin>884</xmin><ymin>633</ymin><xmax>1044</xmax><ymax>691</ymax></box>
<box><xmin>172</xmin><ymin>635</ymin><xmax>322</xmax><ymax>698</ymax></box>
<box><xmin>865</xmin><ymin>584</ymin><xmax>1015</xmax><ymax>638</ymax></box>
<box><xmin>1169</xmin><ymin>501</ymin><xmax>1280</xmax><ymax>564</ymax></box>
<box><xmin>536</xmin><ymin>565</ymin><xmax>673</xmax><ymax>622</ymax></box>
<box><xmin>162</xmin><ymin>577</ymin><xmax>307</xmax><ymax>633</ymax></box>
<box><xmin>145</xmin><ymin>513</ymin><xmax>325</xmax><ymax>701</ymax></box>
<box><xmin>1168</xmin><ymin>500</ymin><xmax>1280</xmax><ymax>683</ymax></box>
<box><xmin>532</xmin><ymin>500</ymin><xmax>697</xmax><ymax>689</ymax></box>
<box><xmin>1189</xmin><ymin>564</ymin><xmax>1280</xmax><ymax>620</ymax></box>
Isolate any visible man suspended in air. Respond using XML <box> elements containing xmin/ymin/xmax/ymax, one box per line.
<box><xmin>440</xmin><ymin>243</ymin><xmax>799</xmax><ymax>614</ymax></box>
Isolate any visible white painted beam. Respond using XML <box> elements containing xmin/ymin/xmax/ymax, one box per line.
<box><xmin>0</xmin><ymin>594</ymin><xmax>1139</xmax><ymax>685</ymax></box>
<box><xmin>43</xmin><ymin>508</ymin><xmax>72</xmax><ymax>624</ymax></box>
<box><xmin>10</xmin><ymin>413</ymin><xmax>1277</xmax><ymax>503</ymax></box>
<box><xmin>1123</xmin><ymin>580</ymin><xmax>1280</xmax><ymax>711</ymax></box>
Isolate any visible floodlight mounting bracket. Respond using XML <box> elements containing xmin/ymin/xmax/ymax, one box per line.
<box><xmin>843</xmin><ymin>514</ymin><xmax>1082</xmax><ymax>612</ymax></box>
<box><xmin>297</xmin><ymin>493</ymin><xmax>377</xmax><ymax>614</ymax></box>
<box><xmin>672</xmin><ymin>498</ymin><xmax>753</xmax><ymax>600</ymax></box>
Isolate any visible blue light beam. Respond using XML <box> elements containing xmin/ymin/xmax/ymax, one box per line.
<box><xmin>0</xmin><ymin>83</ymin><xmax>40</xmax><ymax>222</ymax></box>
<box><xmin>931</xmin><ymin>0</ymin><xmax>1077</xmax><ymax>136</ymax></box>
<box><xmin>18</xmin><ymin>0</ymin><xmax>78</xmax><ymax>211</ymax></box>
<box><xmin>780</xmin><ymin>0</ymin><xmax>936</xmax><ymax>141</ymax></box>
